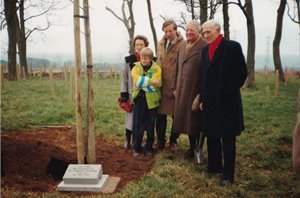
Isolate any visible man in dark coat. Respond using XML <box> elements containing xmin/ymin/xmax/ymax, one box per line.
<box><xmin>199</xmin><ymin>20</ymin><xmax>248</xmax><ymax>186</ymax></box>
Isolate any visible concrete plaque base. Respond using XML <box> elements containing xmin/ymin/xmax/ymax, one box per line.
<box><xmin>57</xmin><ymin>174</ymin><xmax>109</xmax><ymax>192</ymax></box>
<box><xmin>57</xmin><ymin>164</ymin><xmax>109</xmax><ymax>192</ymax></box>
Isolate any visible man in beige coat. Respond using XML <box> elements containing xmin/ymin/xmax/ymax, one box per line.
<box><xmin>172</xmin><ymin>20</ymin><xmax>206</xmax><ymax>158</ymax></box>
<box><xmin>156</xmin><ymin>20</ymin><xmax>185</xmax><ymax>150</ymax></box>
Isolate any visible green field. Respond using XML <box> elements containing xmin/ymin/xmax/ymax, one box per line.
<box><xmin>1</xmin><ymin>73</ymin><xmax>300</xmax><ymax>198</ymax></box>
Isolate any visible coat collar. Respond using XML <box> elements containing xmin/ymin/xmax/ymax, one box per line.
<box><xmin>183</xmin><ymin>37</ymin><xmax>206</xmax><ymax>63</ymax></box>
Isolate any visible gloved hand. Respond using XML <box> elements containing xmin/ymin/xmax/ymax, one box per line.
<box><xmin>120</xmin><ymin>92</ymin><xmax>129</xmax><ymax>102</ymax></box>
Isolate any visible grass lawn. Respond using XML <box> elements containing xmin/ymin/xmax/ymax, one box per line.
<box><xmin>1</xmin><ymin>73</ymin><xmax>300</xmax><ymax>197</ymax></box>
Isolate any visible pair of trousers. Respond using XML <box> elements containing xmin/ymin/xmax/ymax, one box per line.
<box><xmin>207</xmin><ymin>136</ymin><xmax>236</xmax><ymax>183</ymax></box>
<box><xmin>156</xmin><ymin>114</ymin><xmax>179</xmax><ymax>145</ymax></box>
<box><xmin>132</xmin><ymin>95</ymin><xmax>157</xmax><ymax>153</ymax></box>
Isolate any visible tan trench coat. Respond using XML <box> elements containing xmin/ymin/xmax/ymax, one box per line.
<box><xmin>172</xmin><ymin>38</ymin><xmax>206</xmax><ymax>135</ymax></box>
<box><xmin>157</xmin><ymin>32</ymin><xmax>184</xmax><ymax>115</ymax></box>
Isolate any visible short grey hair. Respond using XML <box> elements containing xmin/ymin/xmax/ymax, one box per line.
<box><xmin>202</xmin><ymin>20</ymin><xmax>221</xmax><ymax>31</ymax></box>
<box><xmin>186</xmin><ymin>20</ymin><xmax>201</xmax><ymax>32</ymax></box>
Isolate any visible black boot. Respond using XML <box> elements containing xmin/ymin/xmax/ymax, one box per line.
<box><xmin>124</xmin><ymin>129</ymin><xmax>132</xmax><ymax>149</ymax></box>
<box><xmin>184</xmin><ymin>135</ymin><xmax>196</xmax><ymax>159</ymax></box>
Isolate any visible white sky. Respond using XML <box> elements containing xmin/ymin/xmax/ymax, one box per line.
<box><xmin>1</xmin><ymin>0</ymin><xmax>299</xmax><ymax>64</ymax></box>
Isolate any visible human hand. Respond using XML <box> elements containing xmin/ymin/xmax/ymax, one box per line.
<box><xmin>152</xmin><ymin>80</ymin><xmax>160</xmax><ymax>87</ymax></box>
<box><xmin>199</xmin><ymin>102</ymin><xmax>203</xmax><ymax>111</ymax></box>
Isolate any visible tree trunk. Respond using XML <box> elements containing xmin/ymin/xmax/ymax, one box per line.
<box><xmin>244</xmin><ymin>0</ymin><xmax>256</xmax><ymax>88</ymax></box>
<box><xmin>73</xmin><ymin>0</ymin><xmax>84</xmax><ymax>164</ymax></box>
<box><xmin>146</xmin><ymin>0</ymin><xmax>158</xmax><ymax>53</ymax></box>
<box><xmin>190</xmin><ymin>0</ymin><xmax>196</xmax><ymax>19</ymax></box>
<box><xmin>200</xmin><ymin>0</ymin><xmax>207</xmax><ymax>24</ymax></box>
<box><xmin>83</xmin><ymin>0</ymin><xmax>96</xmax><ymax>164</ymax></box>
<box><xmin>18</xmin><ymin>0</ymin><xmax>29</xmax><ymax>79</ymax></box>
<box><xmin>297</xmin><ymin>0</ymin><xmax>300</xmax><ymax>23</ymax></box>
<box><xmin>223</xmin><ymin>0</ymin><xmax>230</xmax><ymax>39</ymax></box>
<box><xmin>273</xmin><ymin>0</ymin><xmax>286</xmax><ymax>82</ymax></box>
<box><xmin>126</xmin><ymin>0</ymin><xmax>135</xmax><ymax>54</ymax></box>
<box><xmin>4</xmin><ymin>0</ymin><xmax>18</xmax><ymax>81</ymax></box>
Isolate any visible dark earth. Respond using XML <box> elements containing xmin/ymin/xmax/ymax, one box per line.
<box><xmin>1</xmin><ymin>128</ymin><xmax>155</xmax><ymax>197</ymax></box>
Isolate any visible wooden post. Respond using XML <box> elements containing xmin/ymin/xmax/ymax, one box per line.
<box><xmin>1</xmin><ymin>65</ymin><xmax>4</xmax><ymax>90</ymax></box>
<box><xmin>64</xmin><ymin>64</ymin><xmax>69</xmax><ymax>91</ymax></box>
<box><xmin>16</xmin><ymin>64</ymin><xmax>20</xmax><ymax>81</ymax></box>
<box><xmin>69</xmin><ymin>67</ymin><xmax>75</xmax><ymax>101</ymax></box>
<box><xmin>29</xmin><ymin>64</ymin><xmax>33</xmax><ymax>77</ymax></box>
<box><xmin>284</xmin><ymin>67</ymin><xmax>288</xmax><ymax>87</ymax></box>
<box><xmin>39</xmin><ymin>67</ymin><xmax>43</xmax><ymax>79</ymax></box>
<box><xmin>73</xmin><ymin>0</ymin><xmax>84</xmax><ymax>164</ymax></box>
<box><xmin>275</xmin><ymin>70</ymin><xmax>280</xmax><ymax>97</ymax></box>
<box><xmin>49</xmin><ymin>67</ymin><xmax>55</xmax><ymax>96</ymax></box>
<box><xmin>83</xmin><ymin>0</ymin><xmax>95</xmax><ymax>164</ymax></box>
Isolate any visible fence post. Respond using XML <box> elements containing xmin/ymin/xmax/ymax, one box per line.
<box><xmin>1</xmin><ymin>65</ymin><xmax>4</xmax><ymax>90</ymax></box>
<box><xmin>49</xmin><ymin>67</ymin><xmax>56</xmax><ymax>96</ymax></box>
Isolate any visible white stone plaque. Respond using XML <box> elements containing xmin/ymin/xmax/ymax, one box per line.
<box><xmin>63</xmin><ymin>164</ymin><xmax>102</xmax><ymax>184</ymax></box>
<box><xmin>57</xmin><ymin>164</ymin><xmax>109</xmax><ymax>192</ymax></box>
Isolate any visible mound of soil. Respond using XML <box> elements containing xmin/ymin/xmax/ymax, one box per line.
<box><xmin>1</xmin><ymin>128</ymin><xmax>155</xmax><ymax>196</ymax></box>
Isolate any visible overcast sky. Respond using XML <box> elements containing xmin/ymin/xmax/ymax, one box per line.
<box><xmin>1</xmin><ymin>0</ymin><xmax>299</xmax><ymax>64</ymax></box>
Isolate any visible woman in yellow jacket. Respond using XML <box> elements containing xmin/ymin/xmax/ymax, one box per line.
<box><xmin>131</xmin><ymin>47</ymin><xmax>162</xmax><ymax>158</ymax></box>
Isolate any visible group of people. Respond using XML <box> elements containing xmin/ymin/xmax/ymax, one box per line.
<box><xmin>119</xmin><ymin>19</ymin><xmax>248</xmax><ymax>187</ymax></box>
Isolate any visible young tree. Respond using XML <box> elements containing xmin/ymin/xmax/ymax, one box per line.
<box><xmin>273</xmin><ymin>0</ymin><xmax>286</xmax><ymax>82</ymax></box>
<box><xmin>106</xmin><ymin>0</ymin><xmax>135</xmax><ymax>54</ymax></box>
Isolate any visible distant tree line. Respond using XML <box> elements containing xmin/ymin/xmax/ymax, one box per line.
<box><xmin>1</xmin><ymin>0</ymin><xmax>68</xmax><ymax>80</ymax></box>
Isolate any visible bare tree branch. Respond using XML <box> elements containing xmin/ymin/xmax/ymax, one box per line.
<box><xmin>286</xmin><ymin>1</ymin><xmax>300</xmax><ymax>24</ymax></box>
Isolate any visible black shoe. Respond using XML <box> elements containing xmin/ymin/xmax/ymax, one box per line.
<box><xmin>124</xmin><ymin>139</ymin><xmax>131</xmax><ymax>149</ymax></box>
<box><xmin>184</xmin><ymin>149</ymin><xmax>194</xmax><ymax>159</ymax></box>
<box><xmin>155</xmin><ymin>143</ymin><xmax>165</xmax><ymax>150</ymax></box>
<box><xmin>219</xmin><ymin>179</ymin><xmax>233</xmax><ymax>187</ymax></box>
<box><xmin>207</xmin><ymin>168</ymin><xmax>222</xmax><ymax>174</ymax></box>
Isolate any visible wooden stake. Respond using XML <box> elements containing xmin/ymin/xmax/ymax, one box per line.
<box><xmin>64</xmin><ymin>64</ymin><xmax>69</xmax><ymax>91</ymax></box>
<box><xmin>69</xmin><ymin>67</ymin><xmax>75</xmax><ymax>101</ymax></box>
<box><xmin>16</xmin><ymin>64</ymin><xmax>20</xmax><ymax>81</ymax></box>
<box><xmin>73</xmin><ymin>0</ymin><xmax>84</xmax><ymax>164</ymax></box>
<box><xmin>1</xmin><ymin>65</ymin><xmax>4</xmax><ymax>90</ymax></box>
<box><xmin>49</xmin><ymin>67</ymin><xmax>55</xmax><ymax>96</ymax></box>
<box><xmin>22</xmin><ymin>66</ymin><xmax>26</xmax><ymax>80</ymax></box>
<box><xmin>84</xmin><ymin>0</ymin><xmax>95</xmax><ymax>164</ymax></box>
<box><xmin>284</xmin><ymin>67</ymin><xmax>288</xmax><ymax>87</ymax></box>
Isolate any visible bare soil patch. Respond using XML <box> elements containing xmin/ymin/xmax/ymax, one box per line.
<box><xmin>1</xmin><ymin>128</ymin><xmax>155</xmax><ymax>196</ymax></box>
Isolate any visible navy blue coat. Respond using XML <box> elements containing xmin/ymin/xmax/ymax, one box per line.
<box><xmin>200</xmin><ymin>39</ymin><xmax>247</xmax><ymax>137</ymax></box>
